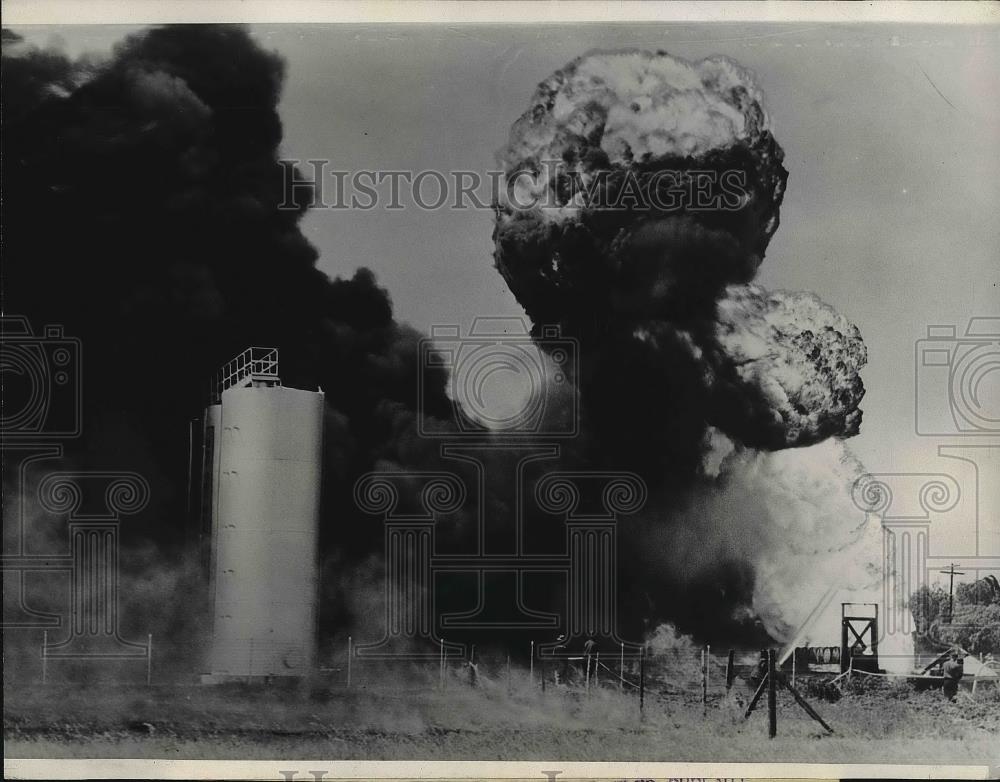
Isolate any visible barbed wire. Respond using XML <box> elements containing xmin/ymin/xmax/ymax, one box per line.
<box><xmin>596</xmin><ymin>659</ymin><xmax>641</xmax><ymax>690</ymax></box>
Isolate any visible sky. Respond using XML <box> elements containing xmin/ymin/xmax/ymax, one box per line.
<box><xmin>11</xmin><ymin>20</ymin><xmax>1000</xmax><ymax>582</ymax></box>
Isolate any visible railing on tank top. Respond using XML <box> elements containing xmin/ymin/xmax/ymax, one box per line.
<box><xmin>208</xmin><ymin>347</ymin><xmax>280</xmax><ymax>403</ymax></box>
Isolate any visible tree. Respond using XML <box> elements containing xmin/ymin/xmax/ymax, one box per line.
<box><xmin>956</xmin><ymin>579</ymin><xmax>1000</xmax><ymax>608</ymax></box>
<box><xmin>910</xmin><ymin>584</ymin><xmax>949</xmax><ymax>641</ymax></box>
<box><xmin>934</xmin><ymin>604</ymin><xmax>1000</xmax><ymax>654</ymax></box>
<box><xmin>911</xmin><ymin>580</ymin><xmax>1000</xmax><ymax>655</ymax></box>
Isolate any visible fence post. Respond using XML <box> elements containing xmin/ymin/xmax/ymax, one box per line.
<box><xmin>146</xmin><ymin>634</ymin><xmax>153</xmax><ymax>686</ymax></box>
<box><xmin>791</xmin><ymin>648</ymin><xmax>796</xmax><ymax>690</ymax></box>
<box><xmin>700</xmin><ymin>647</ymin><xmax>704</xmax><ymax>705</ymax></box>
<box><xmin>767</xmin><ymin>648</ymin><xmax>777</xmax><ymax>739</ymax></box>
<box><xmin>595</xmin><ymin>652</ymin><xmax>600</xmax><ymax>689</ymax></box>
<box><xmin>347</xmin><ymin>636</ymin><xmax>352</xmax><ymax>688</ymax></box>
<box><xmin>639</xmin><ymin>646</ymin><xmax>646</xmax><ymax>715</ymax></box>
<box><xmin>530</xmin><ymin>641</ymin><xmax>534</xmax><ymax>685</ymax></box>
<box><xmin>702</xmin><ymin>645</ymin><xmax>709</xmax><ymax>712</ymax></box>
<box><xmin>439</xmin><ymin>638</ymin><xmax>445</xmax><ymax>690</ymax></box>
<box><xmin>726</xmin><ymin>649</ymin><xmax>735</xmax><ymax>691</ymax></box>
<box><xmin>42</xmin><ymin>631</ymin><xmax>48</xmax><ymax>685</ymax></box>
<box><xmin>585</xmin><ymin>652</ymin><xmax>591</xmax><ymax>693</ymax></box>
<box><xmin>620</xmin><ymin>641</ymin><xmax>625</xmax><ymax>693</ymax></box>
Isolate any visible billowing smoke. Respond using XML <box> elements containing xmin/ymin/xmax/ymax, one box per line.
<box><xmin>1</xmin><ymin>25</ymin><xmax>454</xmax><ymax>667</ymax></box>
<box><xmin>494</xmin><ymin>50</ymin><xmax>874</xmax><ymax>642</ymax></box>
<box><xmin>709</xmin><ymin>284</ymin><xmax>867</xmax><ymax>449</ymax></box>
<box><xmin>4</xmin><ymin>30</ymin><xmax>878</xmax><ymax>666</ymax></box>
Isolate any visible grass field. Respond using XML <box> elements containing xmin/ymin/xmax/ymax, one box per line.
<box><xmin>5</xmin><ymin>673</ymin><xmax>999</xmax><ymax>763</ymax></box>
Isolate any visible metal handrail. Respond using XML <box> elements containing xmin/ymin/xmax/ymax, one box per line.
<box><xmin>209</xmin><ymin>347</ymin><xmax>279</xmax><ymax>402</ymax></box>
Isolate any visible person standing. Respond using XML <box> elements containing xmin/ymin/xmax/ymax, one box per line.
<box><xmin>942</xmin><ymin>650</ymin><xmax>965</xmax><ymax>701</ymax></box>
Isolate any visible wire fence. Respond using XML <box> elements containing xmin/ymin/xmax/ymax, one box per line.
<box><xmin>15</xmin><ymin>638</ymin><xmax>998</xmax><ymax>746</ymax></box>
<box><xmin>312</xmin><ymin>642</ymin><xmax>777</xmax><ymax>704</ymax></box>
<box><xmin>15</xmin><ymin>635</ymin><xmax>1000</xmax><ymax>702</ymax></box>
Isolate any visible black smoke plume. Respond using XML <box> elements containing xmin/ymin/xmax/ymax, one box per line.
<box><xmin>1</xmin><ymin>25</ymin><xmax>454</xmax><ymax>668</ymax></box>
<box><xmin>3</xmin><ymin>31</ymin><xmax>874</xmax><ymax>663</ymax></box>
<box><xmin>494</xmin><ymin>50</ymin><xmax>871</xmax><ymax>642</ymax></box>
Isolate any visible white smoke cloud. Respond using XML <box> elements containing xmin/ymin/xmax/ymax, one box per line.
<box><xmin>712</xmin><ymin>436</ymin><xmax>883</xmax><ymax>642</ymax></box>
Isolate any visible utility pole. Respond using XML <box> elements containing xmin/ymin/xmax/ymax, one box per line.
<box><xmin>939</xmin><ymin>563</ymin><xmax>965</xmax><ymax>623</ymax></box>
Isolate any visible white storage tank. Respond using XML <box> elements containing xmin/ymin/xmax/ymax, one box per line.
<box><xmin>200</xmin><ymin>349</ymin><xmax>324</xmax><ymax>681</ymax></box>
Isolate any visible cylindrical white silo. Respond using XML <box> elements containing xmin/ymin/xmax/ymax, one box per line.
<box><xmin>203</xmin><ymin>381</ymin><xmax>324</xmax><ymax>680</ymax></box>
<box><xmin>203</xmin><ymin>403</ymin><xmax>223</xmax><ymax>609</ymax></box>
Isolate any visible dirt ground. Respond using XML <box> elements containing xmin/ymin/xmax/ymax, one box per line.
<box><xmin>5</xmin><ymin>676</ymin><xmax>999</xmax><ymax>763</ymax></box>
